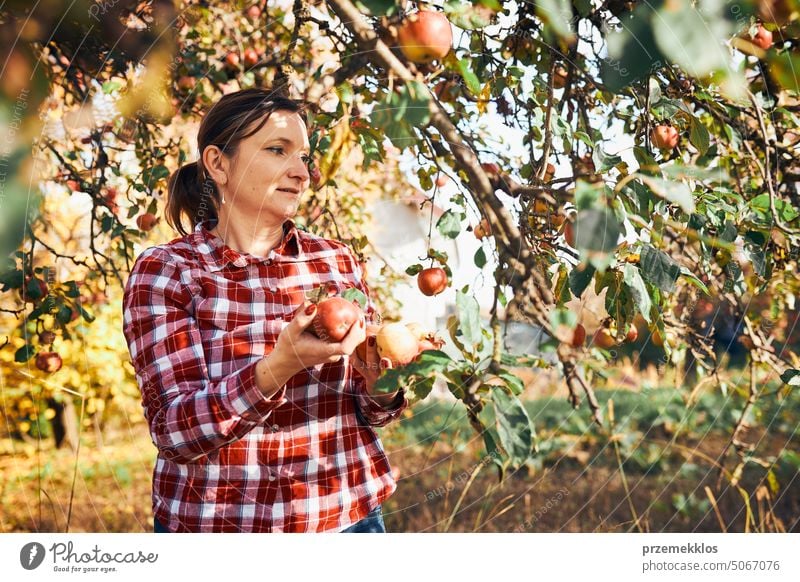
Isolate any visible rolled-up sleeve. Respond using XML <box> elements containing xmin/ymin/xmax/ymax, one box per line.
<box><xmin>122</xmin><ymin>247</ymin><xmax>285</xmax><ymax>463</ymax></box>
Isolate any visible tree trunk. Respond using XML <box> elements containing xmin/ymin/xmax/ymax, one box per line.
<box><xmin>47</xmin><ymin>397</ymin><xmax>79</xmax><ymax>451</ymax></box>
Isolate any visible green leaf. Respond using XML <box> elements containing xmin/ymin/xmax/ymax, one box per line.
<box><xmin>56</xmin><ymin>305</ymin><xmax>74</xmax><ymax>325</ymax></box>
<box><xmin>498</xmin><ymin>372</ymin><xmax>525</xmax><ymax>396</ymax></box>
<box><xmin>63</xmin><ymin>280</ymin><xmax>81</xmax><ymax>298</ymax></box>
<box><xmin>639</xmin><ymin>176</ymin><xmax>695</xmax><ymax>214</ymax></box>
<box><xmin>341</xmin><ymin>287</ymin><xmax>367</xmax><ymax>309</ymax></box>
<box><xmin>621</xmin><ymin>264</ymin><xmax>653</xmax><ymax>323</ymax></box>
<box><xmin>492</xmin><ymin>387</ymin><xmax>535</xmax><ymax>466</ymax></box>
<box><xmin>354</xmin><ymin>0</ymin><xmax>398</xmax><ymax>16</ymax></box>
<box><xmin>436</xmin><ymin>210</ymin><xmax>461</xmax><ymax>239</ymax></box>
<box><xmin>749</xmin><ymin>194</ymin><xmax>799</xmax><ymax>224</ymax></box>
<box><xmin>574</xmin><ymin>208</ymin><xmax>621</xmax><ymax>253</ymax></box>
<box><xmin>0</xmin><ymin>269</ymin><xmax>24</xmax><ymax>291</ymax></box>
<box><xmin>474</xmin><ymin>246</ymin><xmax>487</xmax><ymax>269</ymax></box>
<box><xmin>405</xmin><ymin>264</ymin><xmax>423</xmax><ymax>276</ymax></box>
<box><xmin>456</xmin><ymin>289</ymin><xmax>482</xmax><ymax>348</ymax></box>
<box><xmin>780</xmin><ymin>369</ymin><xmax>800</xmax><ymax>387</ymax></box>
<box><xmin>457</xmin><ymin>59</ymin><xmax>481</xmax><ymax>95</ymax></box>
<box><xmin>679</xmin><ymin>267</ymin><xmax>710</xmax><ymax>295</ymax></box>
<box><xmin>601</xmin><ymin>3</ymin><xmax>660</xmax><ymax>92</ymax></box>
<box><xmin>769</xmin><ymin>51</ymin><xmax>800</xmax><ymax>93</ymax></box>
<box><xmin>568</xmin><ymin>263</ymin><xmax>595</xmax><ymax>298</ymax></box>
<box><xmin>689</xmin><ymin>118</ymin><xmax>710</xmax><ymax>156</ymax></box>
<box><xmin>593</xmin><ymin>148</ymin><xmax>624</xmax><ymax>173</ymax></box>
<box><xmin>653</xmin><ymin>0</ymin><xmax>731</xmax><ymax>78</ymax></box>
<box><xmin>15</xmin><ymin>344</ymin><xmax>35</xmax><ymax>363</ymax></box>
<box><xmin>640</xmin><ymin>245</ymin><xmax>682</xmax><ymax>293</ymax></box>
<box><xmin>373</xmin><ymin>350</ymin><xmax>451</xmax><ymax>397</ymax></box>
<box><xmin>535</xmin><ymin>0</ymin><xmax>574</xmax><ymax>39</ymax></box>
<box><xmin>574</xmin><ymin>180</ymin><xmax>601</xmax><ymax>210</ymax></box>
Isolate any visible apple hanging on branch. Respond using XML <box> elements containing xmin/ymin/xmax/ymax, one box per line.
<box><xmin>406</xmin><ymin>249</ymin><xmax>452</xmax><ymax>297</ymax></box>
<box><xmin>417</xmin><ymin>267</ymin><xmax>448</xmax><ymax>296</ymax></box>
<box><xmin>651</xmin><ymin>124</ymin><xmax>680</xmax><ymax>150</ymax></box>
<box><xmin>396</xmin><ymin>9</ymin><xmax>453</xmax><ymax>64</ymax></box>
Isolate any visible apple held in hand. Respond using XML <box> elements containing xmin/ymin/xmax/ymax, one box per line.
<box><xmin>417</xmin><ymin>267</ymin><xmax>448</xmax><ymax>296</ymax></box>
<box><xmin>397</xmin><ymin>10</ymin><xmax>453</xmax><ymax>64</ymax></box>
<box><xmin>310</xmin><ymin>296</ymin><xmax>363</xmax><ymax>343</ymax></box>
<box><xmin>376</xmin><ymin>322</ymin><xmax>419</xmax><ymax>366</ymax></box>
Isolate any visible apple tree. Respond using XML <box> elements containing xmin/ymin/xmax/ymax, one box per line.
<box><xmin>1</xmin><ymin>0</ymin><xmax>799</xmax><ymax>486</ymax></box>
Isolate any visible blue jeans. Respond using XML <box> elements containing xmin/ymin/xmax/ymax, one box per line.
<box><xmin>153</xmin><ymin>505</ymin><xmax>386</xmax><ymax>533</ymax></box>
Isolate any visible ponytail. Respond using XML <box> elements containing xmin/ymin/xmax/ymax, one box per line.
<box><xmin>166</xmin><ymin>161</ymin><xmax>220</xmax><ymax>237</ymax></box>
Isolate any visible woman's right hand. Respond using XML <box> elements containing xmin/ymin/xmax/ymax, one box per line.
<box><xmin>270</xmin><ymin>301</ymin><xmax>367</xmax><ymax>377</ymax></box>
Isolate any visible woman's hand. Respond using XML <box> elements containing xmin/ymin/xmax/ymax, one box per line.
<box><xmin>351</xmin><ymin>331</ymin><xmax>398</xmax><ymax>405</ymax></box>
<box><xmin>271</xmin><ymin>301</ymin><xmax>367</xmax><ymax>377</ymax></box>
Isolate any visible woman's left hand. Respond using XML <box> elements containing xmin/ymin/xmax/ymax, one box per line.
<box><xmin>351</xmin><ymin>334</ymin><xmax>398</xmax><ymax>404</ymax></box>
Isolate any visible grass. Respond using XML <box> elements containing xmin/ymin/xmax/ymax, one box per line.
<box><xmin>1</xmin><ymin>384</ymin><xmax>797</xmax><ymax>532</ymax></box>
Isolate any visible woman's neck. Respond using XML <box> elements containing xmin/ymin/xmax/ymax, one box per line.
<box><xmin>212</xmin><ymin>210</ymin><xmax>285</xmax><ymax>258</ymax></box>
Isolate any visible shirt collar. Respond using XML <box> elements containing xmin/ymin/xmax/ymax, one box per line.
<box><xmin>194</xmin><ymin>219</ymin><xmax>300</xmax><ymax>271</ymax></box>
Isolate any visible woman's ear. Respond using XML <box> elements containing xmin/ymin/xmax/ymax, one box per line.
<box><xmin>202</xmin><ymin>145</ymin><xmax>229</xmax><ymax>186</ymax></box>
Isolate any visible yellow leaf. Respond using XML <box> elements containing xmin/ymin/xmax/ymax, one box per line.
<box><xmin>477</xmin><ymin>82</ymin><xmax>492</xmax><ymax>115</ymax></box>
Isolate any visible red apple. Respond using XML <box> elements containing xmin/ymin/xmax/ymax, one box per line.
<box><xmin>417</xmin><ymin>267</ymin><xmax>448</xmax><ymax>296</ymax></box>
<box><xmin>591</xmin><ymin>328</ymin><xmax>617</xmax><ymax>349</ymax></box>
<box><xmin>651</xmin><ymin>125</ymin><xmax>679</xmax><ymax>150</ymax></box>
<box><xmin>481</xmin><ymin>162</ymin><xmax>501</xmax><ymax>175</ymax></box>
<box><xmin>544</xmin><ymin>162</ymin><xmax>556</xmax><ymax>182</ymax></box>
<box><xmin>136</xmin><ymin>213</ymin><xmax>159</xmax><ymax>232</ymax></box>
<box><xmin>571</xmin><ymin>324</ymin><xmax>586</xmax><ymax>347</ymax></box>
<box><xmin>244</xmin><ymin>48</ymin><xmax>260</xmax><ymax>68</ymax></box>
<box><xmin>177</xmin><ymin>75</ymin><xmax>196</xmax><ymax>91</ymax></box>
<box><xmin>36</xmin><ymin>351</ymin><xmax>63</xmax><ymax>374</ymax></box>
<box><xmin>750</xmin><ymin>25</ymin><xmax>773</xmax><ymax>51</ymax></box>
<box><xmin>310</xmin><ymin>296</ymin><xmax>362</xmax><ymax>343</ymax></box>
<box><xmin>473</xmin><ymin>218</ymin><xmax>492</xmax><ymax>240</ymax></box>
<box><xmin>397</xmin><ymin>10</ymin><xmax>453</xmax><ymax>64</ymax></box>
<box><xmin>225</xmin><ymin>52</ymin><xmax>240</xmax><ymax>70</ymax></box>
<box><xmin>246</xmin><ymin>4</ymin><xmax>261</xmax><ymax>20</ymax></box>
<box><xmin>553</xmin><ymin>65</ymin><xmax>568</xmax><ymax>89</ymax></box>
<box><xmin>19</xmin><ymin>276</ymin><xmax>48</xmax><ymax>303</ymax></box>
<box><xmin>39</xmin><ymin>330</ymin><xmax>56</xmax><ymax>345</ymax></box>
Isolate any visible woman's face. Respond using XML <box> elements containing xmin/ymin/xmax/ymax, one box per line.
<box><xmin>222</xmin><ymin>110</ymin><xmax>311</xmax><ymax>223</ymax></box>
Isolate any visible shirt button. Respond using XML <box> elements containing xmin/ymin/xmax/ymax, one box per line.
<box><xmin>268</xmin><ymin>472</ymin><xmax>276</xmax><ymax>482</ymax></box>
<box><xmin>271</xmin><ymin>424</ymin><xmax>279</xmax><ymax>432</ymax></box>
<box><xmin>233</xmin><ymin>257</ymin><xmax>247</xmax><ymax>268</ymax></box>
<box><xmin>269</xmin><ymin>287</ymin><xmax>278</xmax><ymax>294</ymax></box>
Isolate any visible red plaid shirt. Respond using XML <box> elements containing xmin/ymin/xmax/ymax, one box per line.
<box><xmin>122</xmin><ymin>219</ymin><xmax>407</xmax><ymax>532</ymax></box>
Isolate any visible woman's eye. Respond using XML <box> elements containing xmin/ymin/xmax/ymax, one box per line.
<box><xmin>302</xmin><ymin>155</ymin><xmax>312</xmax><ymax>164</ymax></box>
<box><xmin>267</xmin><ymin>147</ymin><xmax>284</xmax><ymax>154</ymax></box>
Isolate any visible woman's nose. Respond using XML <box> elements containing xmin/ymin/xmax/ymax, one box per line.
<box><xmin>289</xmin><ymin>157</ymin><xmax>310</xmax><ymax>181</ymax></box>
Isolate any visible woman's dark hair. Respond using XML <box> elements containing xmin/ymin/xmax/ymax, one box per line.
<box><xmin>166</xmin><ymin>88</ymin><xmax>306</xmax><ymax>236</ymax></box>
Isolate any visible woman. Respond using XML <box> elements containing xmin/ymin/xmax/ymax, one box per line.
<box><xmin>122</xmin><ymin>88</ymin><xmax>407</xmax><ymax>533</ymax></box>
